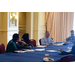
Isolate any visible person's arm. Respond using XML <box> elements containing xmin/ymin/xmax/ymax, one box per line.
<box><xmin>60</xmin><ymin>49</ymin><xmax>71</xmax><ymax>55</ymax></box>
<box><xmin>66</xmin><ymin>37</ymin><xmax>71</xmax><ymax>42</ymax></box>
<box><xmin>18</xmin><ymin>40</ymin><xmax>26</xmax><ymax>45</ymax></box>
<box><xmin>16</xmin><ymin>44</ymin><xmax>25</xmax><ymax>48</ymax></box>
<box><xmin>41</xmin><ymin>38</ymin><xmax>49</xmax><ymax>45</ymax></box>
<box><xmin>50</xmin><ymin>38</ymin><xmax>55</xmax><ymax>45</ymax></box>
<box><xmin>16</xmin><ymin>44</ymin><xmax>31</xmax><ymax>49</ymax></box>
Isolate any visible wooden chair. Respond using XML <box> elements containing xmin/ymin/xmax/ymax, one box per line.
<box><xmin>30</xmin><ymin>39</ymin><xmax>36</xmax><ymax>47</ymax></box>
<box><xmin>0</xmin><ymin>43</ymin><xmax>5</xmax><ymax>54</ymax></box>
<box><xmin>39</xmin><ymin>39</ymin><xmax>42</xmax><ymax>45</ymax></box>
<box><xmin>56</xmin><ymin>54</ymin><xmax>75</xmax><ymax>62</ymax></box>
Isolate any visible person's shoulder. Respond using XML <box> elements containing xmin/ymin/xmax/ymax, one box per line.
<box><xmin>9</xmin><ymin>40</ymin><xmax>13</xmax><ymax>43</ymax></box>
<box><xmin>67</xmin><ymin>36</ymin><xmax>71</xmax><ymax>39</ymax></box>
<box><xmin>8</xmin><ymin>40</ymin><xmax>14</xmax><ymax>45</ymax></box>
<box><xmin>41</xmin><ymin>36</ymin><xmax>45</xmax><ymax>39</ymax></box>
<box><xmin>48</xmin><ymin>37</ymin><xmax>52</xmax><ymax>39</ymax></box>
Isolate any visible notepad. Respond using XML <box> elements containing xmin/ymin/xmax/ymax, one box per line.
<box><xmin>35</xmin><ymin>49</ymin><xmax>45</xmax><ymax>51</ymax></box>
<box><xmin>66</xmin><ymin>50</ymin><xmax>71</xmax><ymax>52</ymax></box>
<box><xmin>36</xmin><ymin>45</ymin><xmax>47</xmax><ymax>48</ymax></box>
<box><xmin>47</xmin><ymin>50</ymin><xmax>57</xmax><ymax>52</ymax></box>
<box><xmin>25</xmin><ymin>50</ymin><xmax>34</xmax><ymax>52</ymax></box>
<box><xmin>14</xmin><ymin>51</ymin><xmax>26</xmax><ymax>53</ymax></box>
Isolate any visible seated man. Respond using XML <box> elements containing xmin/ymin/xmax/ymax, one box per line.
<box><xmin>41</xmin><ymin>31</ymin><xmax>55</xmax><ymax>45</ymax></box>
<box><xmin>6</xmin><ymin>33</ymin><xmax>31</xmax><ymax>53</ymax></box>
<box><xmin>66</xmin><ymin>30</ymin><xmax>75</xmax><ymax>42</ymax></box>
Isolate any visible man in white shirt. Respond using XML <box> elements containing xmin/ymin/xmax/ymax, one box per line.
<box><xmin>41</xmin><ymin>31</ymin><xmax>55</xmax><ymax>45</ymax></box>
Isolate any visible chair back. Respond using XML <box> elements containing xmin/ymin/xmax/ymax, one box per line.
<box><xmin>0</xmin><ymin>43</ymin><xmax>5</xmax><ymax>54</ymax></box>
<box><xmin>30</xmin><ymin>39</ymin><xmax>36</xmax><ymax>47</ymax></box>
<box><xmin>60</xmin><ymin>54</ymin><xmax>75</xmax><ymax>62</ymax></box>
<box><xmin>39</xmin><ymin>39</ymin><xmax>41</xmax><ymax>45</ymax></box>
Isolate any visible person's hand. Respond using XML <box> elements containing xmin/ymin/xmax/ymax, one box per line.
<box><xmin>50</xmin><ymin>43</ymin><xmax>54</xmax><ymax>45</ymax></box>
<box><xmin>26</xmin><ymin>46</ymin><xmax>31</xmax><ymax>49</ymax></box>
<box><xmin>45</xmin><ymin>43</ymin><xmax>49</xmax><ymax>45</ymax></box>
<box><xmin>60</xmin><ymin>49</ymin><xmax>63</xmax><ymax>52</ymax></box>
<box><xmin>22</xmin><ymin>41</ymin><xmax>26</xmax><ymax>45</ymax></box>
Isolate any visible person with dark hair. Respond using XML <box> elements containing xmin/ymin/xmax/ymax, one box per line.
<box><xmin>21</xmin><ymin>33</ymin><xmax>33</xmax><ymax>47</ymax></box>
<box><xmin>41</xmin><ymin>31</ymin><xmax>55</xmax><ymax>45</ymax></box>
<box><xmin>6</xmin><ymin>33</ymin><xmax>31</xmax><ymax>53</ymax></box>
<box><xmin>66</xmin><ymin>30</ymin><xmax>75</xmax><ymax>42</ymax></box>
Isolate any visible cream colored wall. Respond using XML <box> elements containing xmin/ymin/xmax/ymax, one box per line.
<box><xmin>0</xmin><ymin>12</ymin><xmax>7</xmax><ymax>48</ymax></box>
<box><xmin>19</xmin><ymin>12</ymin><xmax>26</xmax><ymax>39</ymax></box>
<box><xmin>25</xmin><ymin>12</ymin><xmax>46</xmax><ymax>45</ymax></box>
<box><xmin>26</xmin><ymin>12</ymin><xmax>34</xmax><ymax>39</ymax></box>
<box><xmin>33</xmin><ymin>12</ymin><xmax>39</xmax><ymax>45</ymax></box>
<box><xmin>33</xmin><ymin>12</ymin><xmax>46</xmax><ymax>45</ymax></box>
<box><xmin>38</xmin><ymin>12</ymin><xmax>46</xmax><ymax>41</ymax></box>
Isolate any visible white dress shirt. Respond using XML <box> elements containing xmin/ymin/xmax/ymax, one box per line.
<box><xmin>41</xmin><ymin>36</ymin><xmax>55</xmax><ymax>45</ymax></box>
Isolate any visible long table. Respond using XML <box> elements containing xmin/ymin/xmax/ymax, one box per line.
<box><xmin>0</xmin><ymin>42</ymin><xmax>73</xmax><ymax>62</ymax></box>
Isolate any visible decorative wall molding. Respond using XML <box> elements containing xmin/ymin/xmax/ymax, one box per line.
<box><xmin>0</xmin><ymin>29</ymin><xmax>7</xmax><ymax>32</ymax></box>
<box><xmin>33</xmin><ymin>25</ymin><xmax>46</xmax><ymax>31</ymax></box>
<box><xmin>19</xmin><ymin>25</ymin><xmax>26</xmax><ymax>31</ymax></box>
<box><xmin>0</xmin><ymin>30</ymin><xmax>19</xmax><ymax>32</ymax></box>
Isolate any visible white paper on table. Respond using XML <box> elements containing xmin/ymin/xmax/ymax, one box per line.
<box><xmin>36</xmin><ymin>45</ymin><xmax>47</xmax><ymax>48</ymax></box>
<box><xmin>66</xmin><ymin>50</ymin><xmax>71</xmax><ymax>52</ymax></box>
<box><xmin>14</xmin><ymin>51</ymin><xmax>26</xmax><ymax>53</ymax></box>
<box><xmin>47</xmin><ymin>50</ymin><xmax>57</xmax><ymax>52</ymax></box>
<box><xmin>54</xmin><ymin>43</ymin><xmax>64</xmax><ymax>46</ymax></box>
<box><xmin>35</xmin><ymin>49</ymin><xmax>45</xmax><ymax>51</ymax></box>
<box><xmin>26</xmin><ymin>50</ymin><xmax>34</xmax><ymax>52</ymax></box>
<box><xmin>24</xmin><ymin>49</ymin><xmax>34</xmax><ymax>52</ymax></box>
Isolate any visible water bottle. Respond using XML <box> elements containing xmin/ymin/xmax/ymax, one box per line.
<box><xmin>63</xmin><ymin>39</ymin><xmax>65</xmax><ymax>43</ymax></box>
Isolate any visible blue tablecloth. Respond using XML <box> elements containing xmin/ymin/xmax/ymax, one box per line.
<box><xmin>0</xmin><ymin>42</ymin><xmax>73</xmax><ymax>62</ymax></box>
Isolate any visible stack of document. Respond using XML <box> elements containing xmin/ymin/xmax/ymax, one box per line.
<box><xmin>35</xmin><ymin>49</ymin><xmax>45</xmax><ymax>51</ymax></box>
<box><xmin>36</xmin><ymin>45</ymin><xmax>47</xmax><ymax>48</ymax></box>
<box><xmin>47</xmin><ymin>50</ymin><xmax>57</xmax><ymax>52</ymax></box>
<box><xmin>25</xmin><ymin>49</ymin><xmax>34</xmax><ymax>52</ymax></box>
<box><xmin>14</xmin><ymin>49</ymin><xmax>34</xmax><ymax>53</ymax></box>
<box><xmin>14</xmin><ymin>50</ymin><xmax>26</xmax><ymax>53</ymax></box>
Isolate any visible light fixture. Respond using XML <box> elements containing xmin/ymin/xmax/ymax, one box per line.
<box><xmin>13</xmin><ymin>13</ymin><xmax>15</xmax><ymax>17</ymax></box>
<box><xmin>15</xmin><ymin>16</ymin><xmax>17</xmax><ymax>20</ymax></box>
<box><xmin>10</xmin><ymin>16</ymin><xmax>12</xmax><ymax>19</ymax></box>
<box><xmin>10</xmin><ymin>12</ymin><xmax>17</xmax><ymax>21</ymax></box>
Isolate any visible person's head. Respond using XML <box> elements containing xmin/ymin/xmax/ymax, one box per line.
<box><xmin>70</xmin><ymin>30</ymin><xmax>74</xmax><ymax>37</ymax></box>
<box><xmin>22</xmin><ymin>33</ymin><xmax>29</xmax><ymax>40</ymax></box>
<box><xmin>45</xmin><ymin>31</ymin><xmax>50</xmax><ymax>38</ymax></box>
<box><xmin>12</xmin><ymin>33</ymin><xmax>19</xmax><ymax>42</ymax></box>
